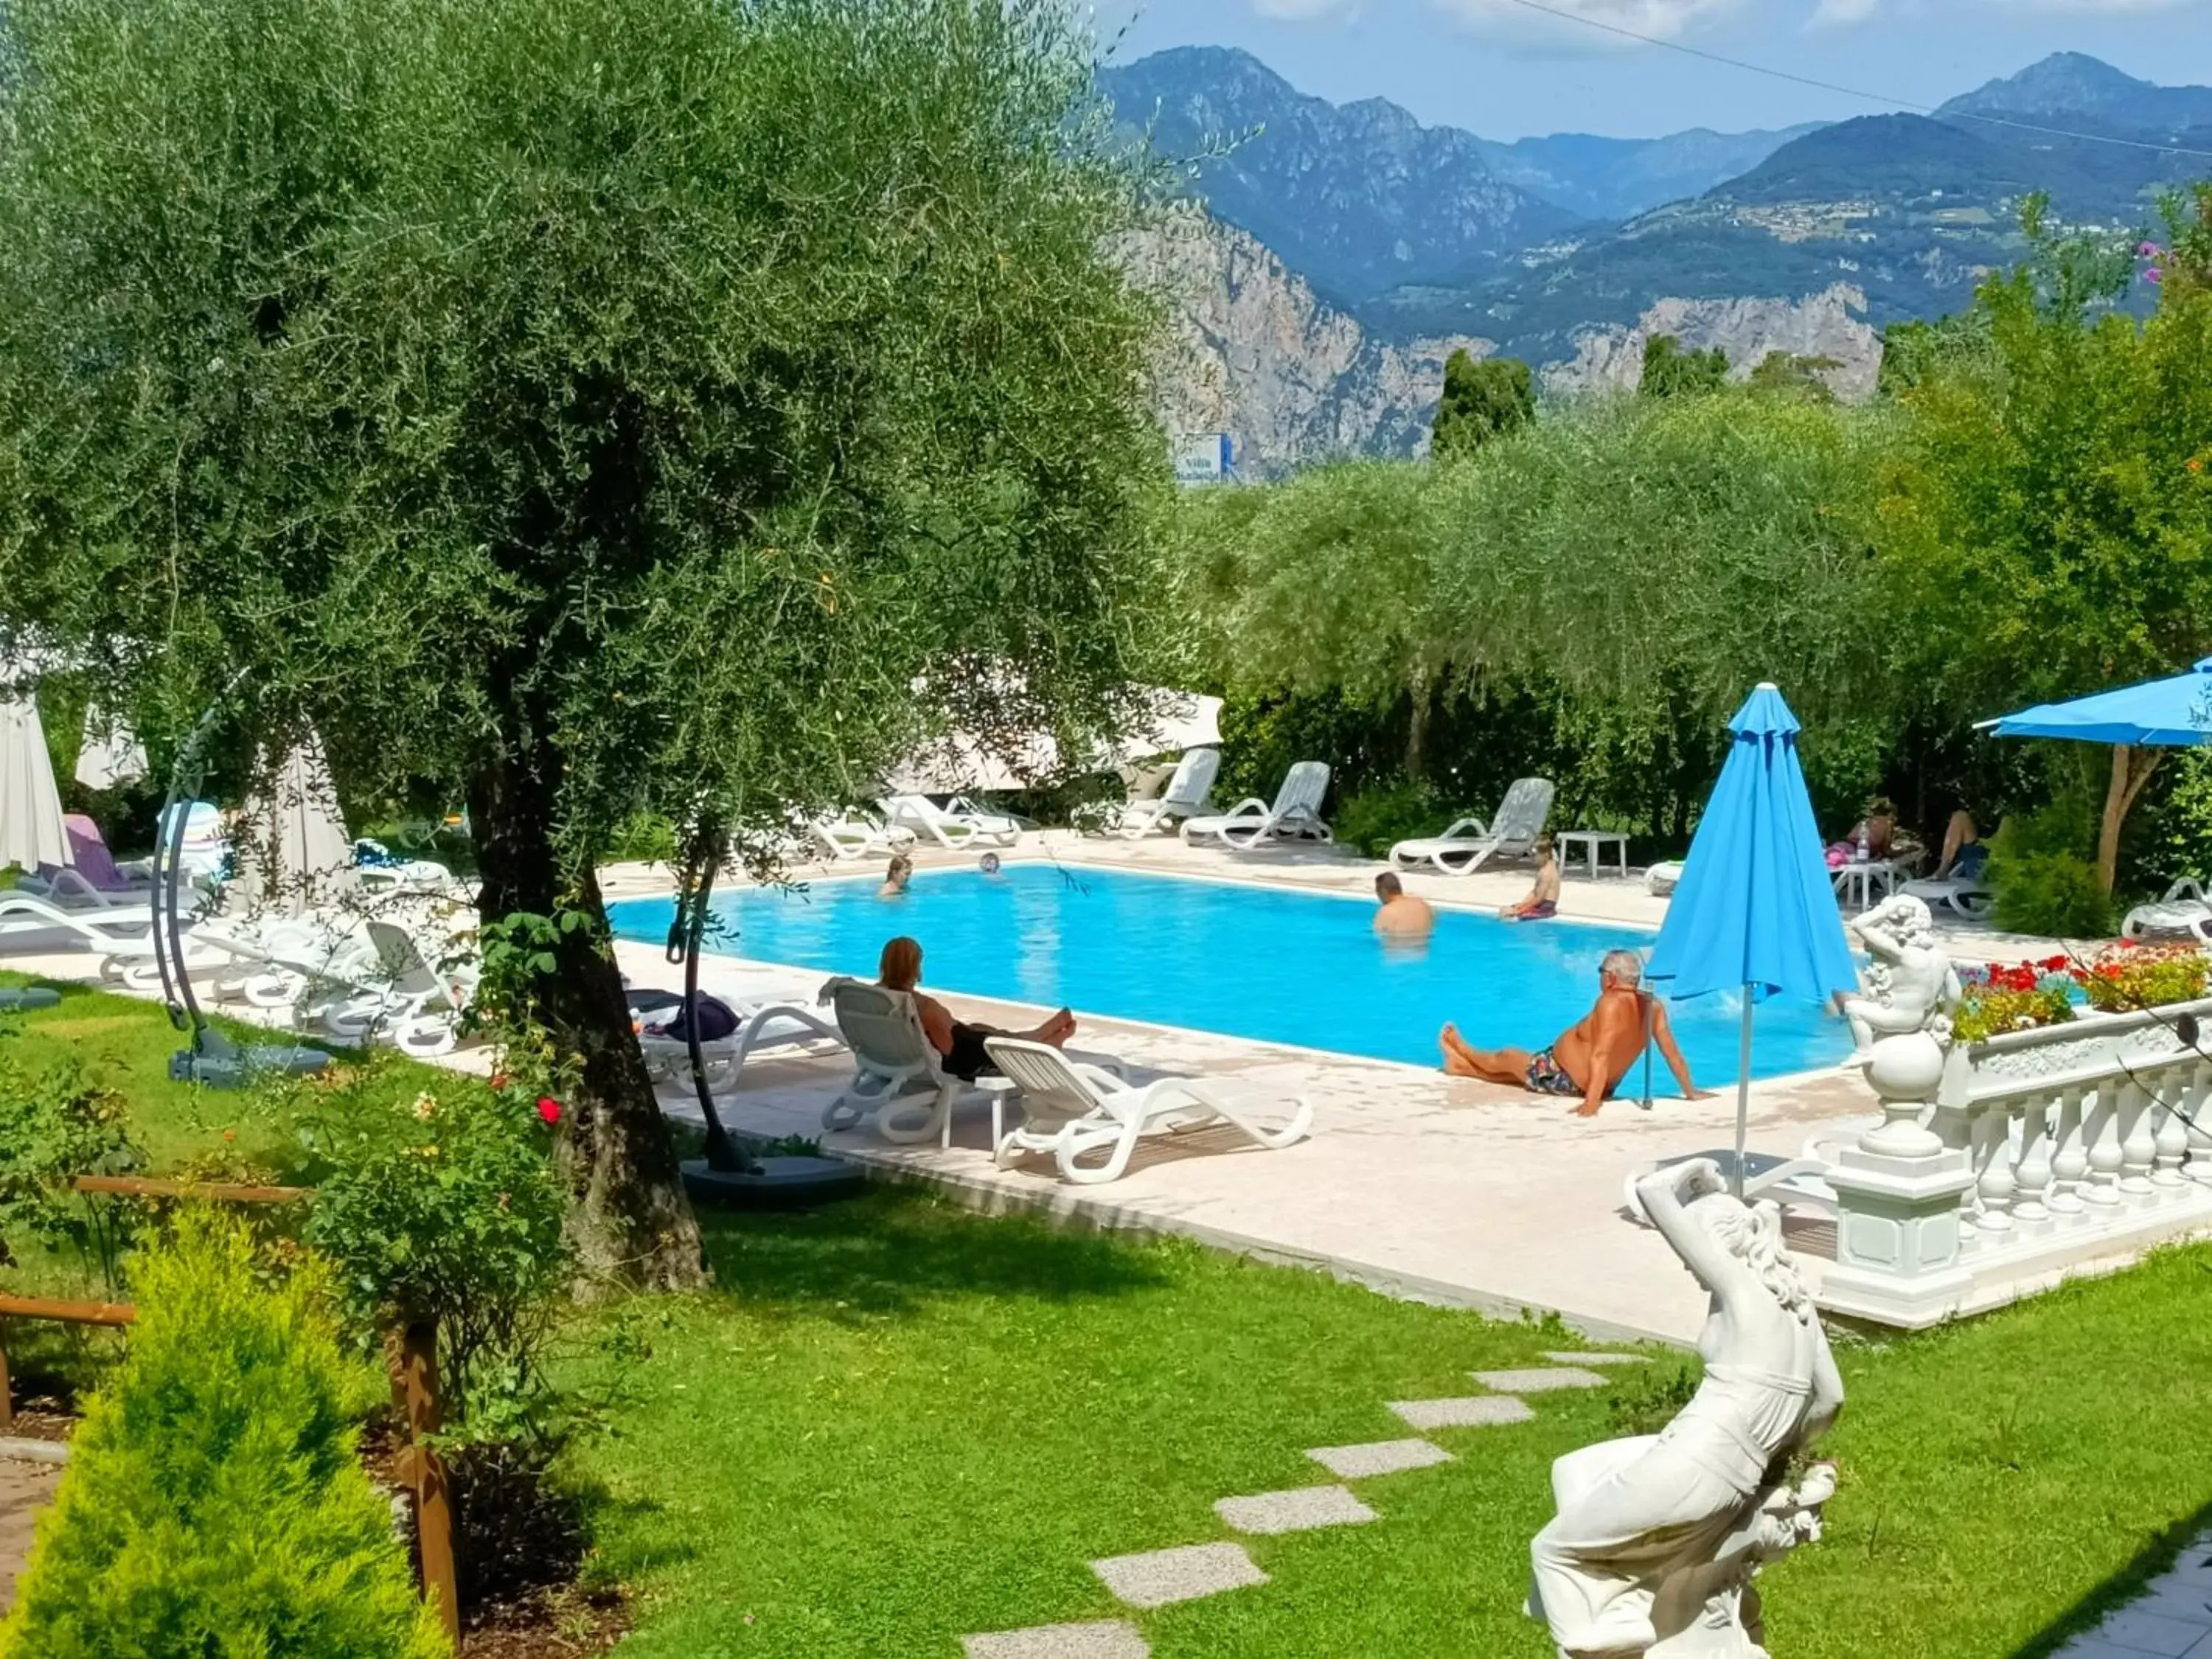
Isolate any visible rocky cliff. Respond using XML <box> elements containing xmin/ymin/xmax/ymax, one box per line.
<box><xmin>1542</xmin><ymin>284</ymin><xmax>1885</xmax><ymax>402</ymax></box>
<box><xmin>1122</xmin><ymin>208</ymin><xmax>1487</xmax><ymax>478</ymax></box>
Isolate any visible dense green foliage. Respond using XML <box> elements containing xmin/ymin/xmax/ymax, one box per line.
<box><xmin>0</xmin><ymin>1039</ymin><xmax>139</xmax><ymax>1289</ymax></box>
<box><xmin>0</xmin><ymin>0</ymin><xmax>1169</xmax><ymax>1283</ymax></box>
<box><xmin>1638</xmin><ymin>334</ymin><xmax>1730</xmax><ymax>398</ymax></box>
<box><xmin>1430</xmin><ymin>351</ymin><xmax>1534</xmax><ymax>459</ymax></box>
<box><xmin>0</xmin><ymin>1211</ymin><xmax>448</xmax><ymax>1659</ymax></box>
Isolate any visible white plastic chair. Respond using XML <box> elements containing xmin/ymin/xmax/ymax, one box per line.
<box><xmin>1390</xmin><ymin>778</ymin><xmax>1555</xmax><ymax>877</ymax></box>
<box><xmin>1103</xmin><ymin>748</ymin><xmax>1220</xmax><ymax>839</ymax></box>
<box><xmin>983</xmin><ymin>1037</ymin><xmax>1312</xmax><ymax>1185</ymax></box>
<box><xmin>818</xmin><ymin>978</ymin><xmax>982</xmax><ymax>1147</ymax></box>
<box><xmin>2124</xmin><ymin>878</ymin><xmax>2212</xmax><ymax>942</ymax></box>
<box><xmin>878</xmin><ymin>794</ymin><xmax>1020</xmax><ymax>849</ymax></box>
<box><xmin>639</xmin><ymin>998</ymin><xmax>845</xmax><ymax>1094</ymax></box>
<box><xmin>1180</xmin><ymin>761</ymin><xmax>1332</xmax><ymax>851</ymax></box>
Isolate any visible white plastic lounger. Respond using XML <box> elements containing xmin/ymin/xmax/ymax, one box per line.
<box><xmin>640</xmin><ymin>1000</ymin><xmax>845</xmax><ymax>1093</ymax></box>
<box><xmin>1900</xmin><ymin>872</ymin><xmax>1993</xmax><ymax>920</ymax></box>
<box><xmin>1180</xmin><ymin>761</ymin><xmax>1332</xmax><ymax>851</ymax></box>
<box><xmin>807</xmin><ymin>812</ymin><xmax>917</xmax><ymax>863</ymax></box>
<box><xmin>0</xmin><ymin>892</ymin><xmax>156</xmax><ymax>954</ymax></box>
<box><xmin>983</xmin><ymin>1037</ymin><xmax>1312</xmax><ymax>1185</ymax></box>
<box><xmin>1103</xmin><ymin>748</ymin><xmax>1219</xmax><ymax>839</ymax></box>
<box><xmin>1621</xmin><ymin>1147</ymin><xmax>1839</xmax><ymax>1223</ymax></box>
<box><xmin>2124</xmin><ymin>878</ymin><xmax>2212</xmax><ymax>942</ymax></box>
<box><xmin>878</xmin><ymin>793</ymin><xmax>1020</xmax><ymax>849</ymax></box>
<box><xmin>316</xmin><ymin>920</ymin><xmax>479</xmax><ymax>1057</ymax></box>
<box><xmin>818</xmin><ymin>978</ymin><xmax>984</xmax><ymax>1147</ymax></box>
<box><xmin>1389</xmin><ymin>777</ymin><xmax>1555</xmax><ymax>877</ymax></box>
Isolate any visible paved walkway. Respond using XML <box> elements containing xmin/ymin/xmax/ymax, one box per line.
<box><xmin>0</xmin><ymin>1458</ymin><xmax>60</xmax><ymax>1613</ymax></box>
<box><xmin>2054</xmin><ymin>1536</ymin><xmax>2212</xmax><ymax>1659</ymax></box>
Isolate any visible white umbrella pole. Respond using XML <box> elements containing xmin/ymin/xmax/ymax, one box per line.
<box><xmin>1733</xmin><ymin>988</ymin><xmax>1753</xmax><ymax>1198</ymax></box>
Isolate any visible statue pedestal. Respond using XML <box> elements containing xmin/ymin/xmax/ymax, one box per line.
<box><xmin>1818</xmin><ymin>1142</ymin><xmax>1975</xmax><ymax>1329</ymax></box>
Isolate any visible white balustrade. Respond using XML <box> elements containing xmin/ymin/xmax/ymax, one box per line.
<box><xmin>1825</xmin><ymin>996</ymin><xmax>2212</xmax><ymax>1329</ymax></box>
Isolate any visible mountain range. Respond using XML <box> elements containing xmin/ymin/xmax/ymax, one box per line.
<box><xmin>1103</xmin><ymin>46</ymin><xmax>2211</xmax><ymax>470</ymax></box>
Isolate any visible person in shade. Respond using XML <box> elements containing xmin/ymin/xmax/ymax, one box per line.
<box><xmin>1930</xmin><ymin>809</ymin><xmax>1985</xmax><ymax>881</ymax></box>
<box><xmin>1502</xmin><ymin>838</ymin><xmax>1562</xmax><ymax>922</ymax></box>
<box><xmin>1373</xmin><ymin>870</ymin><xmax>1436</xmax><ymax>939</ymax></box>
<box><xmin>876</xmin><ymin>936</ymin><xmax>1074</xmax><ymax>1082</ymax></box>
<box><xmin>1440</xmin><ymin>949</ymin><xmax>1710</xmax><ymax>1117</ymax></box>
<box><xmin>878</xmin><ymin>852</ymin><xmax>913</xmax><ymax>899</ymax></box>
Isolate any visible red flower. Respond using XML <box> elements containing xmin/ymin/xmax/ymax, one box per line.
<box><xmin>536</xmin><ymin>1096</ymin><xmax>562</xmax><ymax>1125</ymax></box>
<box><xmin>2039</xmin><ymin>956</ymin><xmax>2070</xmax><ymax>973</ymax></box>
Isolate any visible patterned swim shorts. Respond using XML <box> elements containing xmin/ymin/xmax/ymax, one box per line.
<box><xmin>1524</xmin><ymin>1047</ymin><xmax>1582</xmax><ymax>1097</ymax></box>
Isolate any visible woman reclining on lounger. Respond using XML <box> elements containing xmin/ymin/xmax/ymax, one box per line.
<box><xmin>877</xmin><ymin>935</ymin><xmax>1074</xmax><ymax>1081</ymax></box>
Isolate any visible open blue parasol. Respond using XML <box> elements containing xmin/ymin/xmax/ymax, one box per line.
<box><xmin>1646</xmin><ymin>683</ymin><xmax>1858</xmax><ymax>1192</ymax></box>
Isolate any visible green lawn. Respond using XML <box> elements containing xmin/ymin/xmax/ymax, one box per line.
<box><xmin>8</xmin><ymin>977</ymin><xmax>2212</xmax><ymax>1657</ymax></box>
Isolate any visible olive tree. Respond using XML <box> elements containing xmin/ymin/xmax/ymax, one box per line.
<box><xmin>0</xmin><ymin>0</ymin><xmax>1167</xmax><ymax>1284</ymax></box>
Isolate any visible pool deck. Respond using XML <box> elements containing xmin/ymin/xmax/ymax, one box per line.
<box><xmin>601</xmin><ymin>832</ymin><xmax>1891</xmax><ymax>1346</ymax></box>
<box><xmin>1</xmin><ymin>830</ymin><xmax>2081</xmax><ymax>1347</ymax></box>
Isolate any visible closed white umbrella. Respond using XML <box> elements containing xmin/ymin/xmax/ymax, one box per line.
<box><xmin>0</xmin><ymin>672</ymin><xmax>71</xmax><ymax>874</ymax></box>
<box><xmin>76</xmin><ymin>709</ymin><xmax>149</xmax><ymax>791</ymax></box>
<box><xmin>237</xmin><ymin>732</ymin><xmax>352</xmax><ymax>913</ymax></box>
<box><xmin>1117</xmin><ymin>689</ymin><xmax>1222</xmax><ymax>765</ymax></box>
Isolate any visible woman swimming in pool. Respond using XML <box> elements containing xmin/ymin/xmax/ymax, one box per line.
<box><xmin>877</xmin><ymin>936</ymin><xmax>1075</xmax><ymax>1081</ymax></box>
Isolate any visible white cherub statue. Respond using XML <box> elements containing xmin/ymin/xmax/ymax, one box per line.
<box><xmin>1840</xmin><ymin>893</ymin><xmax>1959</xmax><ymax>1054</ymax></box>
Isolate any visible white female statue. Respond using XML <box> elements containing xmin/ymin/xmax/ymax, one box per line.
<box><xmin>1840</xmin><ymin>893</ymin><xmax>1959</xmax><ymax>1054</ymax></box>
<box><xmin>1528</xmin><ymin>1160</ymin><xmax>1843</xmax><ymax>1658</ymax></box>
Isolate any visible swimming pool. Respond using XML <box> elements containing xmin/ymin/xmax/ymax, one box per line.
<box><xmin>605</xmin><ymin>863</ymin><xmax>1854</xmax><ymax>1090</ymax></box>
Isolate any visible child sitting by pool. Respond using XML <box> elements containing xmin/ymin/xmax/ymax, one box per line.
<box><xmin>877</xmin><ymin>936</ymin><xmax>1074</xmax><ymax>1082</ymax></box>
<box><xmin>1501</xmin><ymin>838</ymin><xmax>1561</xmax><ymax>922</ymax></box>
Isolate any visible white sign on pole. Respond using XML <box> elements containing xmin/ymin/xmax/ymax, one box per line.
<box><xmin>1172</xmin><ymin>433</ymin><xmax>1234</xmax><ymax>486</ymax></box>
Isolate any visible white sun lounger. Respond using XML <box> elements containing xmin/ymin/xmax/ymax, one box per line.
<box><xmin>982</xmin><ymin>1037</ymin><xmax>1312</xmax><ymax>1184</ymax></box>
<box><xmin>2124</xmin><ymin>878</ymin><xmax>2212</xmax><ymax>942</ymax></box>
<box><xmin>316</xmin><ymin>920</ymin><xmax>479</xmax><ymax>1057</ymax></box>
<box><xmin>878</xmin><ymin>793</ymin><xmax>1020</xmax><ymax>849</ymax></box>
<box><xmin>1102</xmin><ymin>748</ymin><xmax>1220</xmax><ymax>839</ymax></box>
<box><xmin>1180</xmin><ymin>761</ymin><xmax>1332</xmax><ymax>851</ymax></box>
<box><xmin>1389</xmin><ymin>777</ymin><xmax>1555</xmax><ymax>877</ymax></box>
<box><xmin>818</xmin><ymin>978</ymin><xmax>984</xmax><ymax>1147</ymax></box>
<box><xmin>807</xmin><ymin>811</ymin><xmax>917</xmax><ymax>863</ymax></box>
<box><xmin>1900</xmin><ymin>871</ymin><xmax>1994</xmax><ymax>920</ymax></box>
<box><xmin>639</xmin><ymin>998</ymin><xmax>846</xmax><ymax>1093</ymax></box>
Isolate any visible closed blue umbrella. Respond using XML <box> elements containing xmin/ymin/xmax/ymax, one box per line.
<box><xmin>1646</xmin><ymin>684</ymin><xmax>1858</xmax><ymax>1192</ymax></box>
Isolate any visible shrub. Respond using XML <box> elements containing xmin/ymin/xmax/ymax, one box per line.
<box><xmin>0</xmin><ymin>1043</ymin><xmax>141</xmax><ymax>1292</ymax></box>
<box><xmin>0</xmin><ymin>1210</ymin><xmax>448</xmax><ymax>1659</ymax></box>
<box><xmin>1989</xmin><ymin>807</ymin><xmax>2116</xmax><ymax>939</ymax></box>
<box><xmin>1333</xmin><ymin>780</ymin><xmax>1450</xmax><ymax>860</ymax></box>
<box><xmin>299</xmin><ymin>1065</ymin><xmax>571</xmax><ymax>1446</ymax></box>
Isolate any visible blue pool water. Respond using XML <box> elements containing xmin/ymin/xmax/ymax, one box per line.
<box><xmin>606</xmin><ymin>865</ymin><xmax>1854</xmax><ymax>1091</ymax></box>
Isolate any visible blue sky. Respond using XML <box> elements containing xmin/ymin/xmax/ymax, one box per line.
<box><xmin>1096</xmin><ymin>0</ymin><xmax>2212</xmax><ymax>140</ymax></box>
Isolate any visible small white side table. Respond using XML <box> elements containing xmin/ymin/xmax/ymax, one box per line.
<box><xmin>1832</xmin><ymin>859</ymin><xmax>1902</xmax><ymax>912</ymax></box>
<box><xmin>1557</xmin><ymin>830</ymin><xmax>1630</xmax><ymax>882</ymax></box>
<box><xmin>975</xmin><ymin>1076</ymin><xmax>1022</xmax><ymax>1158</ymax></box>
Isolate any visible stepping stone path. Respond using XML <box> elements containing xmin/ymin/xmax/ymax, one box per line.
<box><xmin>1388</xmin><ymin>1394</ymin><xmax>1535</xmax><ymax>1430</ymax></box>
<box><xmin>964</xmin><ymin>1351</ymin><xmax>1649</xmax><ymax>1652</ymax></box>
<box><xmin>2051</xmin><ymin>1523</ymin><xmax>2212</xmax><ymax>1657</ymax></box>
<box><xmin>1090</xmin><ymin>1542</ymin><xmax>1268</xmax><ymax>1610</ymax></box>
<box><xmin>1214</xmin><ymin>1484</ymin><xmax>1377</xmax><ymax>1536</ymax></box>
<box><xmin>1470</xmin><ymin>1367</ymin><xmax>1610</xmax><ymax>1393</ymax></box>
<box><xmin>1304</xmin><ymin>1438</ymin><xmax>1453</xmax><ymax>1479</ymax></box>
<box><xmin>963</xmin><ymin>1623</ymin><xmax>1151</xmax><ymax>1659</ymax></box>
<box><xmin>1545</xmin><ymin>1351</ymin><xmax>1649</xmax><ymax>1366</ymax></box>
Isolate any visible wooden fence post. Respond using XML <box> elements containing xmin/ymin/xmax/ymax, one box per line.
<box><xmin>393</xmin><ymin>1319</ymin><xmax>462</xmax><ymax>1649</ymax></box>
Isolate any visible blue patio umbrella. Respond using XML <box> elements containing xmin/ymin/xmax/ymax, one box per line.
<box><xmin>1646</xmin><ymin>683</ymin><xmax>1859</xmax><ymax>1192</ymax></box>
<box><xmin>1987</xmin><ymin>657</ymin><xmax>2212</xmax><ymax>747</ymax></box>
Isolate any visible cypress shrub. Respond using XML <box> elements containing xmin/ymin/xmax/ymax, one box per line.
<box><xmin>0</xmin><ymin>1210</ymin><xmax>448</xmax><ymax>1659</ymax></box>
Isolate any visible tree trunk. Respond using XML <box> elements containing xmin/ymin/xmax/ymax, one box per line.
<box><xmin>469</xmin><ymin>737</ymin><xmax>704</xmax><ymax>1293</ymax></box>
<box><xmin>1405</xmin><ymin>668</ymin><xmax>1431</xmax><ymax>785</ymax></box>
<box><xmin>2096</xmin><ymin>742</ymin><xmax>2163</xmax><ymax>897</ymax></box>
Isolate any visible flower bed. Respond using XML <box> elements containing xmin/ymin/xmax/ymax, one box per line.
<box><xmin>1952</xmin><ymin>943</ymin><xmax>2210</xmax><ymax>1043</ymax></box>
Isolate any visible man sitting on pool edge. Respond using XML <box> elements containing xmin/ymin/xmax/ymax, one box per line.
<box><xmin>877</xmin><ymin>935</ymin><xmax>1074</xmax><ymax>1081</ymax></box>
<box><xmin>1439</xmin><ymin>948</ymin><xmax>1711</xmax><ymax>1117</ymax></box>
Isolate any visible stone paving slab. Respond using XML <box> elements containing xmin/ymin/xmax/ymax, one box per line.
<box><xmin>1388</xmin><ymin>1396</ymin><xmax>1535</xmax><ymax>1430</ymax></box>
<box><xmin>1214</xmin><ymin>1484</ymin><xmax>1377</xmax><ymax>1536</ymax></box>
<box><xmin>1472</xmin><ymin>1368</ymin><xmax>1610</xmax><ymax>1392</ymax></box>
<box><xmin>963</xmin><ymin>1621</ymin><xmax>1151</xmax><ymax>1659</ymax></box>
<box><xmin>1090</xmin><ymin>1542</ymin><xmax>1267</xmax><ymax>1610</ymax></box>
<box><xmin>1543</xmin><ymin>1351</ymin><xmax>1649</xmax><ymax>1366</ymax></box>
<box><xmin>2065</xmin><ymin>1607</ymin><xmax>2211</xmax><ymax>1657</ymax></box>
<box><xmin>1304</xmin><ymin>1438</ymin><xmax>1453</xmax><ymax>1479</ymax></box>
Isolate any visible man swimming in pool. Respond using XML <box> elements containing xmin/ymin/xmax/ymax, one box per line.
<box><xmin>1373</xmin><ymin>871</ymin><xmax>1436</xmax><ymax>939</ymax></box>
<box><xmin>1439</xmin><ymin>948</ymin><xmax>1711</xmax><ymax>1117</ymax></box>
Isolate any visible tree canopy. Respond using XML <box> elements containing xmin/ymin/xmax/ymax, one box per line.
<box><xmin>1430</xmin><ymin>352</ymin><xmax>1534</xmax><ymax>462</ymax></box>
<box><xmin>1638</xmin><ymin>335</ymin><xmax>1730</xmax><ymax>399</ymax></box>
<box><xmin>0</xmin><ymin>0</ymin><xmax>1169</xmax><ymax>1281</ymax></box>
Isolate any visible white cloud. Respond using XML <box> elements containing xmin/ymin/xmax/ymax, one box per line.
<box><xmin>1425</xmin><ymin>0</ymin><xmax>1742</xmax><ymax>49</ymax></box>
<box><xmin>1809</xmin><ymin>0</ymin><xmax>1880</xmax><ymax>27</ymax></box>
